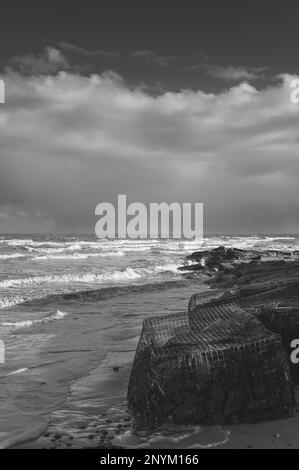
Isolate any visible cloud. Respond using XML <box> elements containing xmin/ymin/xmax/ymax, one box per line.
<box><xmin>58</xmin><ymin>41</ymin><xmax>118</xmax><ymax>58</ymax></box>
<box><xmin>205</xmin><ymin>64</ymin><xmax>267</xmax><ymax>81</ymax></box>
<box><xmin>151</xmin><ymin>55</ymin><xmax>180</xmax><ymax>67</ymax></box>
<box><xmin>185</xmin><ymin>53</ymin><xmax>267</xmax><ymax>81</ymax></box>
<box><xmin>0</xmin><ymin>70</ymin><xmax>298</xmax><ymax>233</ymax></box>
<box><xmin>131</xmin><ymin>50</ymin><xmax>155</xmax><ymax>58</ymax></box>
<box><xmin>8</xmin><ymin>47</ymin><xmax>71</xmax><ymax>75</ymax></box>
<box><xmin>132</xmin><ymin>50</ymin><xmax>179</xmax><ymax>67</ymax></box>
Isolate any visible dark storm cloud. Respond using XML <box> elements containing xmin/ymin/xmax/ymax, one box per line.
<box><xmin>205</xmin><ymin>64</ymin><xmax>268</xmax><ymax>82</ymax></box>
<box><xmin>8</xmin><ymin>47</ymin><xmax>71</xmax><ymax>76</ymax></box>
<box><xmin>0</xmin><ymin>70</ymin><xmax>299</xmax><ymax>233</ymax></box>
<box><xmin>184</xmin><ymin>54</ymin><xmax>268</xmax><ymax>82</ymax></box>
<box><xmin>7</xmin><ymin>47</ymin><xmax>91</xmax><ymax>77</ymax></box>
<box><xmin>1</xmin><ymin>0</ymin><xmax>299</xmax><ymax>233</ymax></box>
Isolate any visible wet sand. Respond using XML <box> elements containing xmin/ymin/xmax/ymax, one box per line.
<box><xmin>10</xmin><ymin>252</ymin><xmax>299</xmax><ymax>449</ymax></box>
<box><xmin>15</xmin><ymin>354</ymin><xmax>299</xmax><ymax>450</ymax></box>
<box><xmin>221</xmin><ymin>389</ymin><xmax>299</xmax><ymax>449</ymax></box>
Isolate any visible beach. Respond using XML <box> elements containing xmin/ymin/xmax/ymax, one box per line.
<box><xmin>1</xmin><ymin>234</ymin><xmax>299</xmax><ymax>449</ymax></box>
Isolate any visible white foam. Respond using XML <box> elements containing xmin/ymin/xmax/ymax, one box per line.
<box><xmin>0</xmin><ymin>310</ymin><xmax>68</xmax><ymax>328</ymax></box>
<box><xmin>0</xmin><ymin>296</ymin><xmax>28</xmax><ymax>309</ymax></box>
<box><xmin>0</xmin><ymin>263</ymin><xmax>180</xmax><ymax>289</ymax></box>
<box><xmin>27</xmin><ymin>246</ymin><xmax>66</xmax><ymax>254</ymax></box>
<box><xmin>122</xmin><ymin>246</ymin><xmax>152</xmax><ymax>252</ymax></box>
<box><xmin>32</xmin><ymin>251</ymin><xmax>125</xmax><ymax>261</ymax></box>
<box><xmin>5</xmin><ymin>239</ymin><xmax>63</xmax><ymax>247</ymax></box>
<box><xmin>150</xmin><ymin>263</ymin><xmax>180</xmax><ymax>274</ymax></box>
<box><xmin>187</xmin><ymin>430</ymin><xmax>231</xmax><ymax>448</ymax></box>
<box><xmin>112</xmin><ymin>426</ymin><xmax>231</xmax><ymax>449</ymax></box>
<box><xmin>6</xmin><ymin>368</ymin><xmax>29</xmax><ymax>376</ymax></box>
<box><xmin>0</xmin><ymin>253</ymin><xmax>25</xmax><ymax>260</ymax></box>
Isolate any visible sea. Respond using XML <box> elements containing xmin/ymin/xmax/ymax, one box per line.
<box><xmin>0</xmin><ymin>233</ymin><xmax>298</xmax><ymax>449</ymax></box>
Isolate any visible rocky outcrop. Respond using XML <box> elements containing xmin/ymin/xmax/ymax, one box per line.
<box><xmin>179</xmin><ymin>246</ymin><xmax>299</xmax><ymax>285</ymax></box>
<box><xmin>178</xmin><ymin>246</ymin><xmax>261</xmax><ymax>275</ymax></box>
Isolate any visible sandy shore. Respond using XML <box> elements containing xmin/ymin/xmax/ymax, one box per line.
<box><xmin>222</xmin><ymin>388</ymin><xmax>299</xmax><ymax>448</ymax></box>
<box><xmin>15</xmin><ymin>360</ymin><xmax>299</xmax><ymax>450</ymax></box>
<box><xmin>13</xmin><ymin>250</ymin><xmax>299</xmax><ymax>449</ymax></box>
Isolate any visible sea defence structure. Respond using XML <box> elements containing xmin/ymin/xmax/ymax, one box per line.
<box><xmin>128</xmin><ymin>247</ymin><xmax>299</xmax><ymax>428</ymax></box>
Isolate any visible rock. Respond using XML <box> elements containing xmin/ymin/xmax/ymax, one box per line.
<box><xmin>178</xmin><ymin>264</ymin><xmax>204</xmax><ymax>272</ymax></box>
<box><xmin>180</xmin><ymin>246</ymin><xmax>299</xmax><ymax>279</ymax></box>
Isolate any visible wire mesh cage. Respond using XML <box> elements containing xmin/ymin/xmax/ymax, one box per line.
<box><xmin>128</xmin><ymin>303</ymin><xmax>295</xmax><ymax>427</ymax></box>
<box><xmin>189</xmin><ymin>280</ymin><xmax>299</xmax><ymax>313</ymax></box>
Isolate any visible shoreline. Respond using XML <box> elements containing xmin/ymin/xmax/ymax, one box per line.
<box><xmin>10</xmin><ymin>245</ymin><xmax>299</xmax><ymax>449</ymax></box>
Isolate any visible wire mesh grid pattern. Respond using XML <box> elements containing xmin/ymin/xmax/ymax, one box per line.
<box><xmin>189</xmin><ymin>281</ymin><xmax>299</xmax><ymax>312</ymax></box>
<box><xmin>128</xmin><ymin>281</ymin><xmax>297</xmax><ymax>426</ymax></box>
<box><xmin>132</xmin><ymin>304</ymin><xmax>282</xmax><ymax>379</ymax></box>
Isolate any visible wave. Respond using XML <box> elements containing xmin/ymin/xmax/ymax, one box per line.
<box><xmin>5</xmin><ymin>368</ymin><xmax>29</xmax><ymax>376</ymax></box>
<box><xmin>112</xmin><ymin>426</ymin><xmax>231</xmax><ymax>449</ymax></box>
<box><xmin>32</xmin><ymin>251</ymin><xmax>125</xmax><ymax>261</ymax></box>
<box><xmin>183</xmin><ymin>236</ymin><xmax>299</xmax><ymax>253</ymax></box>
<box><xmin>0</xmin><ymin>310</ymin><xmax>68</xmax><ymax>328</ymax></box>
<box><xmin>24</xmin><ymin>243</ymin><xmax>85</xmax><ymax>254</ymax></box>
<box><xmin>122</xmin><ymin>246</ymin><xmax>152</xmax><ymax>252</ymax></box>
<box><xmin>0</xmin><ymin>296</ymin><xmax>29</xmax><ymax>309</ymax></box>
<box><xmin>3</xmin><ymin>239</ymin><xmax>64</xmax><ymax>247</ymax></box>
<box><xmin>0</xmin><ymin>279</ymin><xmax>191</xmax><ymax>310</ymax></box>
<box><xmin>0</xmin><ymin>268</ymin><xmax>140</xmax><ymax>288</ymax></box>
<box><xmin>0</xmin><ymin>263</ymin><xmax>180</xmax><ymax>289</ymax></box>
<box><xmin>26</xmin><ymin>246</ymin><xmax>66</xmax><ymax>254</ymax></box>
<box><xmin>0</xmin><ymin>253</ymin><xmax>25</xmax><ymax>260</ymax></box>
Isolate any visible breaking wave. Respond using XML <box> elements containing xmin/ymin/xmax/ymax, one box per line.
<box><xmin>0</xmin><ymin>253</ymin><xmax>25</xmax><ymax>260</ymax></box>
<box><xmin>0</xmin><ymin>279</ymin><xmax>190</xmax><ymax>310</ymax></box>
<box><xmin>0</xmin><ymin>310</ymin><xmax>68</xmax><ymax>328</ymax></box>
<box><xmin>0</xmin><ymin>263</ymin><xmax>180</xmax><ymax>289</ymax></box>
<box><xmin>32</xmin><ymin>251</ymin><xmax>125</xmax><ymax>261</ymax></box>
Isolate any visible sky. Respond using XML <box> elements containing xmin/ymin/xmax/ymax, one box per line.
<box><xmin>0</xmin><ymin>0</ymin><xmax>299</xmax><ymax>234</ymax></box>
